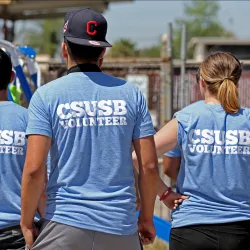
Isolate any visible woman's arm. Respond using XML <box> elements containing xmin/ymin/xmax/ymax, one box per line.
<box><xmin>163</xmin><ymin>156</ymin><xmax>181</xmax><ymax>182</ymax></box>
<box><xmin>132</xmin><ymin>119</ymin><xmax>187</xmax><ymax>209</ymax></box>
<box><xmin>153</xmin><ymin>119</ymin><xmax>179</xmax><ymax>157</ymax></box>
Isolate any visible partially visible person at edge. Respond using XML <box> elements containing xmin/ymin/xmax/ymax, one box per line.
<box><xmin>134</xmin><ymin>52</ymin><xmax>250</xmax><ymax>250</ymax></box>
<box><xmin>19</xmin><ymin>8</ymin><xmax>181</xmax><ymax>250</ymax></box>
<box><xmin>0</xmin><ymin>49</ymin><xmax>46</xmax><ymax>250</ymax></box>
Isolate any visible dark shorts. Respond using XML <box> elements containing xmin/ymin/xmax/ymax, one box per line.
<box><xmin>0</xmin><ymin>225</ymin><xmax>25</xmax><ymax>250</ymax></box>
<box><xmin>170</xmin><ymin>220</ymin><xmax>250</xmax><ymax>250</ymax></box>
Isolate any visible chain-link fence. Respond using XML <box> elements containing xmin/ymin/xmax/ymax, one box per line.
<box><xmin>173</xmin><ymin>71</ymin><xmax>250</xmax><ymax>111</ymax></box>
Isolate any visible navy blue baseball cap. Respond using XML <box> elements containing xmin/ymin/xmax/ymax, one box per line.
<box><xmin>63</xmin><ymin>8</ymin><xmax>112</xmax><ymax>48</ymax></box>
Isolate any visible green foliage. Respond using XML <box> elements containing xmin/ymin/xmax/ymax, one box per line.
<box><xmin>108</xmin><ymin>1</ymin><xmax>234</xmax><ymax>59</ymax></box>
<box><xmin>108</xmin><ymin>38</ymin><xmax>161</xmax><ymax>58</ymax></box>
<box><xmin>107</xmin><ymin>38</ymin><xmax>138</xmax><ymax>57</ymax></box>
<box><xmin>23</xmin><ymin>19</ymin><xmax>63</xmax><ymax>58</ymax></box>
<box><xmin>173</xmin><ymin>0</ymin><xmax>234</xmax><ymax>58</ymax></box>
<box><xmin>20</xmin><ymin>0</ymin><xmax>234</xmax><ymax>60</ymax></box>
<box><xmin>139</xmin><ymin>44</ymin><xmax>161</xmax><ymax>58</ymax></box>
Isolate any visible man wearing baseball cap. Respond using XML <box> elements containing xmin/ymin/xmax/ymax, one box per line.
<box><xmin>21</xmin><ymin>8</ymin><xmax>159</xmax><ymax>250</ymax></box>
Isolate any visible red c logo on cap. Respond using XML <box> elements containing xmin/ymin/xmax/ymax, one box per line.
<box><xmin>87</xmin><ymin>21</ymin><xmax>98</xmax><ymax>36</ymax></box>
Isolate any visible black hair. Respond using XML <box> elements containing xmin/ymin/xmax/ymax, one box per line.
<box><xmin>65</xmin><ymin>40</ymin><xmax>104</xmax><ymax>62</ymax></box>
<box><xmin>0</xmin><ymin>49</ymin><xmax>12</xmax><ymax>90</ymax></box>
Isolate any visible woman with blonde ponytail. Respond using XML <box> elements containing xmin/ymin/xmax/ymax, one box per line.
<box><xmin>133</xmin><ymin>52</ymin><xmax>250</xmax><ymax>249</ymax></box>
<box><xmin>199</xmin><ymin>52</ymin><xmax>241</xmax><ymax>114</ymax></box>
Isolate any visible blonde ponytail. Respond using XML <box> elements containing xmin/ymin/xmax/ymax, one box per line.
<box><xmin>217</xmin><ymin>79</ymin><xmax>240</xmax><ymax>114</ymax></box>
<box><xmin>199</xmin><ymin>52</ymin><xmax>242</xmax><ymax>113</ymax></box>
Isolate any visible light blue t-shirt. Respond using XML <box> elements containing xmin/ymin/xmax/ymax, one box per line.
<box><xmin>164</xmin><ymin>101</ymin><xmax>205</xmax><ymax>158</ymax></box>
<box><xmin>26</xmin><ymin>71</ymin><xmax>155</xmax><ymax>235</ymax></box>
<box><xmin>171</xmin><ymin>101</ymin><xmax>250</xmax><ymax>228</ymax></box>
<box><xmin>0</xmin><ymin>102</ymin><xmax>28</xmax><ymax>229</ymax></box>
<box><xmin>164</xmin><ymin>146</ymin><xmax>182</xmax><ymax>158</ymax></box>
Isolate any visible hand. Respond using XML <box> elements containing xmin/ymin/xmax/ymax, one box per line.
<box><xmin>21</xmin><ymin>224</ymin><xmax>39</xmax><ymax>249</ymax></box>
<box><xmin>162</xmin><ymin>191</ymin><xmax>188</xmax><ymax>210</ymax></box>
<box><xmin>138</xmin><ymin>215</ymin><xmax>156</xmax><ymax>245</ymax></box>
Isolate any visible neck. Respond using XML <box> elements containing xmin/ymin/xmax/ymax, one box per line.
<box><xmin>0</xmin><ymin>90</ymin><xmax>8</xmax><ymax>102</ymax></box>
<box><xmin>67</xmin><ymin>58</ymin><xmax>99</xmax><ymax>70</ymax></box>
<box><xmin>204</xmin><ymin>92</ymin><xmax>220</xmax><ymax>105</ymax></box>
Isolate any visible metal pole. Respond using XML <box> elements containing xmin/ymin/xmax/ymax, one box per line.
<box><xmin>180</xmin><ymin>24</ymin><xmax>187</xmax><ymax>108</ymax></box>
<box><xmin>2</xmin><ymin>5</ymin><xmax>8</xmax><ymax>41</ymax></box>
<box><xmin>160</xmin><ymin>33</ymin><xmax>167</xmax><ymax>128</ymax></box>
<box><xmin>10</xmin><ymin>20</ymin><xmax>15</xmax><ymax>42</ymax></box>
<box><xmin>159</xmin><ymin>35</ymin><xmax>167</xmax><ymax>221</ymax></box>
<box><xmin>167</xmin><ymin>23</ymin><xmax>174</xmax><ymax>119</ymax></box>
<box><xmin>164</xmin><ymin>23</ymin><xmax>174</xmax><ymax>223</ymax></box>
<box><xmin>3</xmin><ymin>19</ymin><xmax>8</xmax><ymax>41</ymax></box>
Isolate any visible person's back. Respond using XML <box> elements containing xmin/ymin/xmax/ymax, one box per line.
<box><xmin>0</xmin><ymin>102</ymin><xmax>27</xmax><ymax>227</ymax></box>
<box><xmin>173</xmin><ymin>102</ymin><xmax>250</xmax><ymax>227</ymax></box>
<box><xmin>21</xmin><ymin>8</ymin><xmax>159</xmax><ymax>250</ymax></box>
<box><xmin>150</xmin><ymin>51</ymin><xmax>250</xmax><ymax>250</ymax></box>
<box><xmin>162</xmin><ymin>99</ymin><xmax>250</xmax><ymax>220</ymax></box>
<box><xmin>33</xmin><ymin>70</ymin><xmax>151</xmax><ymax>234</ymax></box>
<box><xmin>163</xmin><ymin>100</ymin><xmax>205</xmax><ymax>182</ymax></box>
<box><xmin>0</xmin><ymin>49</ymin><xmax>27</xmax><ymax>249</ymax></box>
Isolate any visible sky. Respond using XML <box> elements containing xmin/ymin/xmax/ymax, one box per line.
<box><xmin>102</xmin><ymin>0</ymin><xmax>250</xmax><ymax>48</ymax></box>
<box><xmin>9</xmin><ymin>0</ymin><xmax>250</xmax><ymax>49</ymax></box>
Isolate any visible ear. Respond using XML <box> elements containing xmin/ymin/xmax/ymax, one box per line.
<box><xmin>200</xmin><ymin>76</ymin><xmax>206</xmax><ymax>89</ymax></box>
<box><xmin>100</xmin><ymin>48</ymin><xmax>106</xmax><ymax>59</ymax></box>
<box><xmin>61</xmin><ymin>41</ymin><xmax>68</xmax><ymax>60</ymax></box>
<box><xmin>10</xmin><ymin>70</ymin><xmax>15</xmax><ymax>83</ymax></box>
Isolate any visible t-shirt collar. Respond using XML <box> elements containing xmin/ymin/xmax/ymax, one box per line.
<box><xmin>67</xmin><ymin>64</ymin><xmax>102</xmax><ymax>74</ymax></box>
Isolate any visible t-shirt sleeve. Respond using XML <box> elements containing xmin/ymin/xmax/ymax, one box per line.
<box><xmin>164</xmin><ymin>146</ymin><xmax>182</xmax><ymax>157</ymax></box>
<box><xmin>132</xmin><ymin>89</ymin><xmax>156</xmax><ymax>140</ymax></box>
<box><xmin>174</xmin><ymin>110</ymin><xmax>190</xmax><ymax>146</ymax></box>
<box><xmin>26</xmin><ymin>90</ymin><xmax>52</xmax><ymax>138</ymax></box>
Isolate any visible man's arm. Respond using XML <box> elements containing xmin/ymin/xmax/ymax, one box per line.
<box><xmin>37</xmin><ymin>191</ymin><xmax>47</xmax><ymax>218</ymax></box>
<box><xmin>37</xmin><ymin>169</ymin><xmax>48</xmax><ymax>217</ymax></box>
<box><xmin>133</xmin><ymin>153</ymin><xmax>169</xmax><ymax>201</ymax></box>
<box><xmin>133</xmin><ymin>119</ymin><xmax>178</xmax><ymax>195</ymax></box>
<box><xmin>21</xmin><ymin>135</ymin><xmax>51</xmax><ymax>247</ymax></box>
<box><xmin>133</xmin><ymin>168</ymin><xmax>140</xmax><ymax>211</ymax></box>
<box><xmin>133</xmin><ymin>119</ymin><xmax>187</xmax><ymax>209</ymax></box>
<box><xmin>133</xmin><ymin>135</ymin><xmax>159</xmax><ymax>245</ymax></box>
<box><xmin>133</xmin><ymin>136</ymin><xmax>158</xmax><ymax>221</ymax></box>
